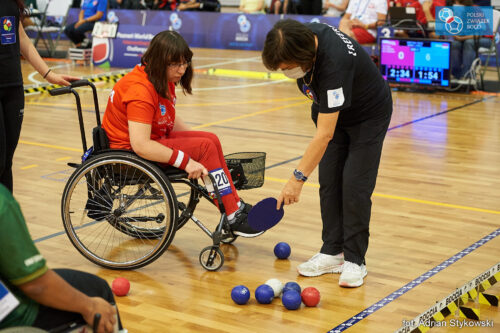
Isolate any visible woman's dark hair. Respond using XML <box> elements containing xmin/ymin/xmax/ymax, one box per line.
<box><xmin>14</xmin><ymin>0</ymin><xmax>26</xmax><ymax>18</ymax></box>
<box><xmin>262</xmin><ymin>19</ymin><xmax>316</xmax><ymax>71</ymax></box>
<box><xmin>141</xmin><ymin>31</ymin><xmax>193</xmax><ymax>99</ymax></box>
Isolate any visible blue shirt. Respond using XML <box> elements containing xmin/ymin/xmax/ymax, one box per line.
<box><xmin>82</xmin><ymin>0</ymin><xmax>107</xmax><ymax>21</ymax></box>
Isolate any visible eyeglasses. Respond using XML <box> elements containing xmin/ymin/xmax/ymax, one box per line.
<box><xmin>168</xmin><ymin>62</ymin><xmax>191</xmax><ymax>70</ymax></box>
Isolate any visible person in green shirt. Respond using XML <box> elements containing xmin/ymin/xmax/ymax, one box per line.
<box><xmin>0</xmin><ymin>184</ymin><xmax>123</xmax><ymax>333</ymax></box>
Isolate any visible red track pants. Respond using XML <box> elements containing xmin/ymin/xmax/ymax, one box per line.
<box><xmin>157</xmin><ymin>131</ymin><xmax>240</xmax><ymax>215</ymax></box>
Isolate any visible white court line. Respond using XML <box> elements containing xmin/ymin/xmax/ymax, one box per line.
<box><xmin>99</xmin><ymin>79</ymin><xmax>290</xmax><ymax>93</ymax></box>
<box><xmin>195</xmin><ymin>56</ymin><xmax>261</xmax><ymax>69</ymax></box>
<box><xmin>27</xmin><ymin>56</ymin><xmax>260</xmax><ymax>84</ymax></box>
<box><xmin>28</xmin><ymin>63</ymin><xmax>72</xmax><ymax>84</ymax></box>
<box><xmin>28</xmin><ymin>55</ymin><xmax>273</xmax><ymax>92</ymax></box>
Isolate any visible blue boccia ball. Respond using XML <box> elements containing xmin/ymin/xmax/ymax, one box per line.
<box><xmin>255</xmin><ymin>284</ymin><xmax>275</xmax><ymax>304</ymax></box>
<box><xmin>231</xmin><ymin>285</ymin><xmax>250</xmax><ymax>305</ymax></box>
<box><xmin>283</xmin><ymin>281</ymin><xmax>301</xmax><ymax>294</ymax></box>
<box><xmin>274</xmin><ymin>242</ymin><xmax>291</xmax><ymax>259</ymax></box>
<box><xmin>282</xmin><ymin>290</ymin><xmax>302</xmax><ymax>310</ymax></box>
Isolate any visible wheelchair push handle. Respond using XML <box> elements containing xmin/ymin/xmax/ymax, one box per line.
<box><xmin>49</xmin><ymin>79</ymin><xmax>95</xmax><ymax>96</ymax></box>
<box><xmin>48</xmin><ymin>79</ymin><xmax>102</xmax><ymax>154</ymax></box>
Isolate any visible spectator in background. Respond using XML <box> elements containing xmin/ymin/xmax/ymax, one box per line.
<box><xmin>239</xmin><ymin>0</ymin><xmax>265</xmax><ymax>13</ymax></box>
<box><xmin>298</xmin><ymin>0</ymin><xmax>323</xmax><ymax>15</ymax></box>
<box><xmin>177</xmin><ymin>0</ymin><xmax>221</xmax><ymax>11</ymax></box>
<box><xmin>421</xmin><ymin>0</ymin><xmax>445</xmax><ymax>37</ymax></box>
<box><xmin>449</xmin><ymin>0</ymin><xmax>492</xmax><ymax>82</ymax></box>
<box><xmin>64</xmin><ymin>0</ymin><xmax>108</xmax><ymax>48</ymax></box>
<box><xmin>22</xmin><ymin>0</ymin><xmax>38</xmax><ymax>27</ymax></box>
<box><xmin>152</xmin><ymin>0</ymin><xmax>178</xmax><ymax>10</ymax></box>
<box><xmin>268</xmin><ymin>0</ymin><xmax>290</xmax><ymax>14</ymax></box>
<box><xmin>323</xmin><ymin>0</ymin><xmax>349</xmax><ymax>17</ymax></box>
<box><xmin>339</xmin><ymin>0</ymin><xmax>387</xmax><ymax>44</ymax></box>
<box><xmin>0</xmin><ymin>184</ymin><xmax>125</xmax><ymax>333</ymax></box>
<box><xmin>109</xmin><ymin>0</ymin><xmax>123</xmax><ymax>8</ymax></box>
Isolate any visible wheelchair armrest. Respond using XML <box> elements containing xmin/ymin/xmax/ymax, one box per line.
<box><xmin>160</xmin><ymin>165</ymin><xmax>188</xmax><ymax>178</ymax></box>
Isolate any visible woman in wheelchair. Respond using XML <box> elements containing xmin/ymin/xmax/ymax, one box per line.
<box><xmin>101</xmin><ymin>30</ymin><xmax>263</xmax><ymax>238</ymax></box>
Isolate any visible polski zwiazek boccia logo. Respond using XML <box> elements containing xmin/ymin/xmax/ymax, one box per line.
<box><xmin>170</xmin><ymin>13</ymin><xmax>182</xmax><ymax>30</ymax></box>
<box><xmin>237</xmin><ymin>15</ymin><xmax>251</xmax><ymax>33</ymax></box>
<box><xmin>438</xmin><ymin>8</ymin><xmax>463</xmax><ymax>34</ymax></box>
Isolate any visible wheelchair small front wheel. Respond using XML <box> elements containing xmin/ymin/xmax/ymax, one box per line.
<box><xmin>199</xmin><ymin>246</ymin><xmax>224</xmax><ymax>271</ymax></box>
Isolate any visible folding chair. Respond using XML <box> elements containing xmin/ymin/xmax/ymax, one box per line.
<box><xmin>24</xmin><ymin>0</ymin><xmax>73</xmax><ymax>57</ymax></box>
<box><xmin>479</xmin><ymin>9</ymin><xmax>500</xmax><ymax>84</ymax></box>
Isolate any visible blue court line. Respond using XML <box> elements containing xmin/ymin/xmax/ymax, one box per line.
<box><xmin>388</xmin><ymin>97</ymin><xmax>489</xmax><ymax>131</ymax></box>
<box><xmin>326</xmin><ymin>96</ymin><xmax>496</xmax><ymax>332</ymax></box>
<box><xmin>328</xmin><ymin>228</ymin><xmax>500</xmax><ymax>333</ymax></box>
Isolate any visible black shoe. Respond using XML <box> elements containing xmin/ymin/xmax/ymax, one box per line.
<box><xmin>239</xmin><ymin>200</ymin><xmax>253</xmax><ymax>214</ymax></box>
<box><xmin>229</xmin><ymin>208</ymin><xmax>264</xmax><ymax>238</ymax></box>
<box><xmin>78</xmin><ymin>39</ymin><xmax>92</xmax><ymax>49</ymax></box>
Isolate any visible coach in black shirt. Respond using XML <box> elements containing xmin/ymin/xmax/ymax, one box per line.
<box><xmin>0</xmin><ymin>0</ymin><xmax>76</xmax><ymax>193</ymax></box>
<box><xmin>262</xmin><ymin>19</ymin><xmax>392</xmax><ymax>288</ymax></box>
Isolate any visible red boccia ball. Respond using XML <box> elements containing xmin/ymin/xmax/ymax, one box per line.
<box><xmin>112</xmin><ymin>277</ymin><xmax>130</xmax><ymax>297</ymax></box>
<box><xmin>301</xmin><ymin>287</ymin><xmax>320</xmax><ymax>307</ymax></box>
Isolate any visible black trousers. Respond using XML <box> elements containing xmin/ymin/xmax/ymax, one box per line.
<box><xmin>298</xmin><ymin>0</ymin><xmax>322</xmax><ymax>15</ymax></box>
<box><xmin>318</xmin><ymin>99</ymin><xmax>393</xmax><ymax>266</ymax></box>
<box><xmin>32</xmin><ymin>269</ymin><xmax>123</xmax><ymax>331</ymax></box>
<box><xmin>64</xmin><ymin>21</ymin><xmax>95</xmax><ymax>45</ymax></box>
<box><xmin>0</xmin><ymin>86</ymin><xmax>24</xmax><ymax>193</ymax></box>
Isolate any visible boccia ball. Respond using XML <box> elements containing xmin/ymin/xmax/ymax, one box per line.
<box><xmin>274</xmin><ymin>242</ymin><xmax>291</xmax><ymax>259</ymax></box>
<box><xmin>111</xmin><ymin>277</ymin><xmax>130</xmax><ymax>297</ymax></box>
<box><xmin>282</xmin><ymin>290</ymin><xmax>302</xmax><ymax>310</ymax></box>
<box><xmin>265</xmin><ymin>278</ymin><xmax>283</xmax><ymax>298</ymax></box>
<box><xmin>301</xmin><ymin>287</ymin><xmax>320</xmax><ymax>307</ymax></box>
<box><xmin>231</xmin><ymin>285</ymin><xmax>251</xmax><ymax>305</ymax></box>
<box><xmin>255</xmin><ymin>284</ymin><xmax>275</xmax><ymax>304</ymax></box>
<box><xmin>283</xmin><ymin>281</ymin><xmax>301</xmax><ymax>294</ymax></box>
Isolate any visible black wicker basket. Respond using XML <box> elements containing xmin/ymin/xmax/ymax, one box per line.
<box><xmin>224</xmin><ymin>152</ymin><xmax>266</xmax><ymax>190</ymax></box>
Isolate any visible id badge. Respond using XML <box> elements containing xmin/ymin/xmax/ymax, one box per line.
<box><xmin>0</xmin><ymin>280</ymin><xmax>20</xmax><ymax>322</ymax></box>
<box><xmin>1</xmin><ymin>17</ymin><xmax>16</xmax><ymax>45</ymax></box>
<box><xmin>203</xmin><ymin>168</ymin><xmax>232</xmax><ymax>197</ymax></box>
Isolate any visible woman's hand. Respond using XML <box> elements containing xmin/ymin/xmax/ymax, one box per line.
<box><xmin>45</xmin><ymin>72</ymin><xmax>80</xmax><ymax>86</ymax></box>
<box><xmin>276</xmin><ymin>178</ymin><xmax>304</xmax><ymax>209</ymax></box>
<box><xmin>185</xmin><ymin>159</ymin><xmax>208</xmax><ymax>179</ymax></box>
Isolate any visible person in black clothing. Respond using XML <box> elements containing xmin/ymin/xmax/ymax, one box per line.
<box><xmin>0</xmin><ymin>0</ymin><xmax>77</xmax><ymax>193</ymax></box>
<box><xmin>262</xmin><ymin>19</ymin><xmax>392</xmax><ymax>288</ymax></box>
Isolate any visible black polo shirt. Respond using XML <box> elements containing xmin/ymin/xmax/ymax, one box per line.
<box><xmin>298</xmin><ymin>23</ymin><xmax>391</xmax><ymax>127</ymax></box>
<box><xmin>0</xmin><ymin>0</ymin><xmax>22</xmax><ymax>88</ymax></box>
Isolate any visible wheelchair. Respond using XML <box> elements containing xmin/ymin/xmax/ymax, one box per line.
<box><xmin>49</xmin><ymin>80</ymin><xmax>265</xmax><ymax>271</ymax></box>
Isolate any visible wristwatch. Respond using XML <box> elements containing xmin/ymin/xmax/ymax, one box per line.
<box><xmin>293</xmin><ymin>169</ymin><xmax>308</xmax><ymax>182</ymax></box>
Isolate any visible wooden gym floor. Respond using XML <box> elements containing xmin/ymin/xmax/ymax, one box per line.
<box><xmin>14</xmin><ymin>48</ymin><xmax>500</xmax><ymax>332</ymax></box>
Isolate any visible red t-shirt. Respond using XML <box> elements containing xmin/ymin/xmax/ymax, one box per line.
<box><xmin>102</xmin><ymin>65</ymin><xmax>176</xmax><ymax>150</ymax></box>
<box><xmin>430</xmin><ymin>0</ymin><xmax>445</xmax><ymax>19</ymax></box>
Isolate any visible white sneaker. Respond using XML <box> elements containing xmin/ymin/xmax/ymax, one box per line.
<box><xmin>339</xmin><ymin>261</ymin><xmax>367</xmax><ymax>288</ymax></box>
<box><xmin>297</xmin><ymin>253</ymin><xmax>344</xmax><ymax>277</ymax></box>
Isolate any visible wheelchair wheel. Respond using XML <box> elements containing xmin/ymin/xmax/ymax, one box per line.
<box><xmin>199</xmin><ymin>246</ymin><xmax>224</xmax><ymax>271</ymax></box>
<box><xmin>61</xmin><ymin>151</ymin><xmax>178</xmax><ymax>269</ymax></box>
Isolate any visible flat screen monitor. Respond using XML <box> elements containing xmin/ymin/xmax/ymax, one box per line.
<box><xmin>379</xmin><ymin>38</ymin><xmax>451</xmax><ymax>87</ymax></box>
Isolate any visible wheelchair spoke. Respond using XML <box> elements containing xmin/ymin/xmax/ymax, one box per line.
<box><xmin>62</xmin><ymin>153</ymin><xmax>177</xmax><ymax>269</ymax></box>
